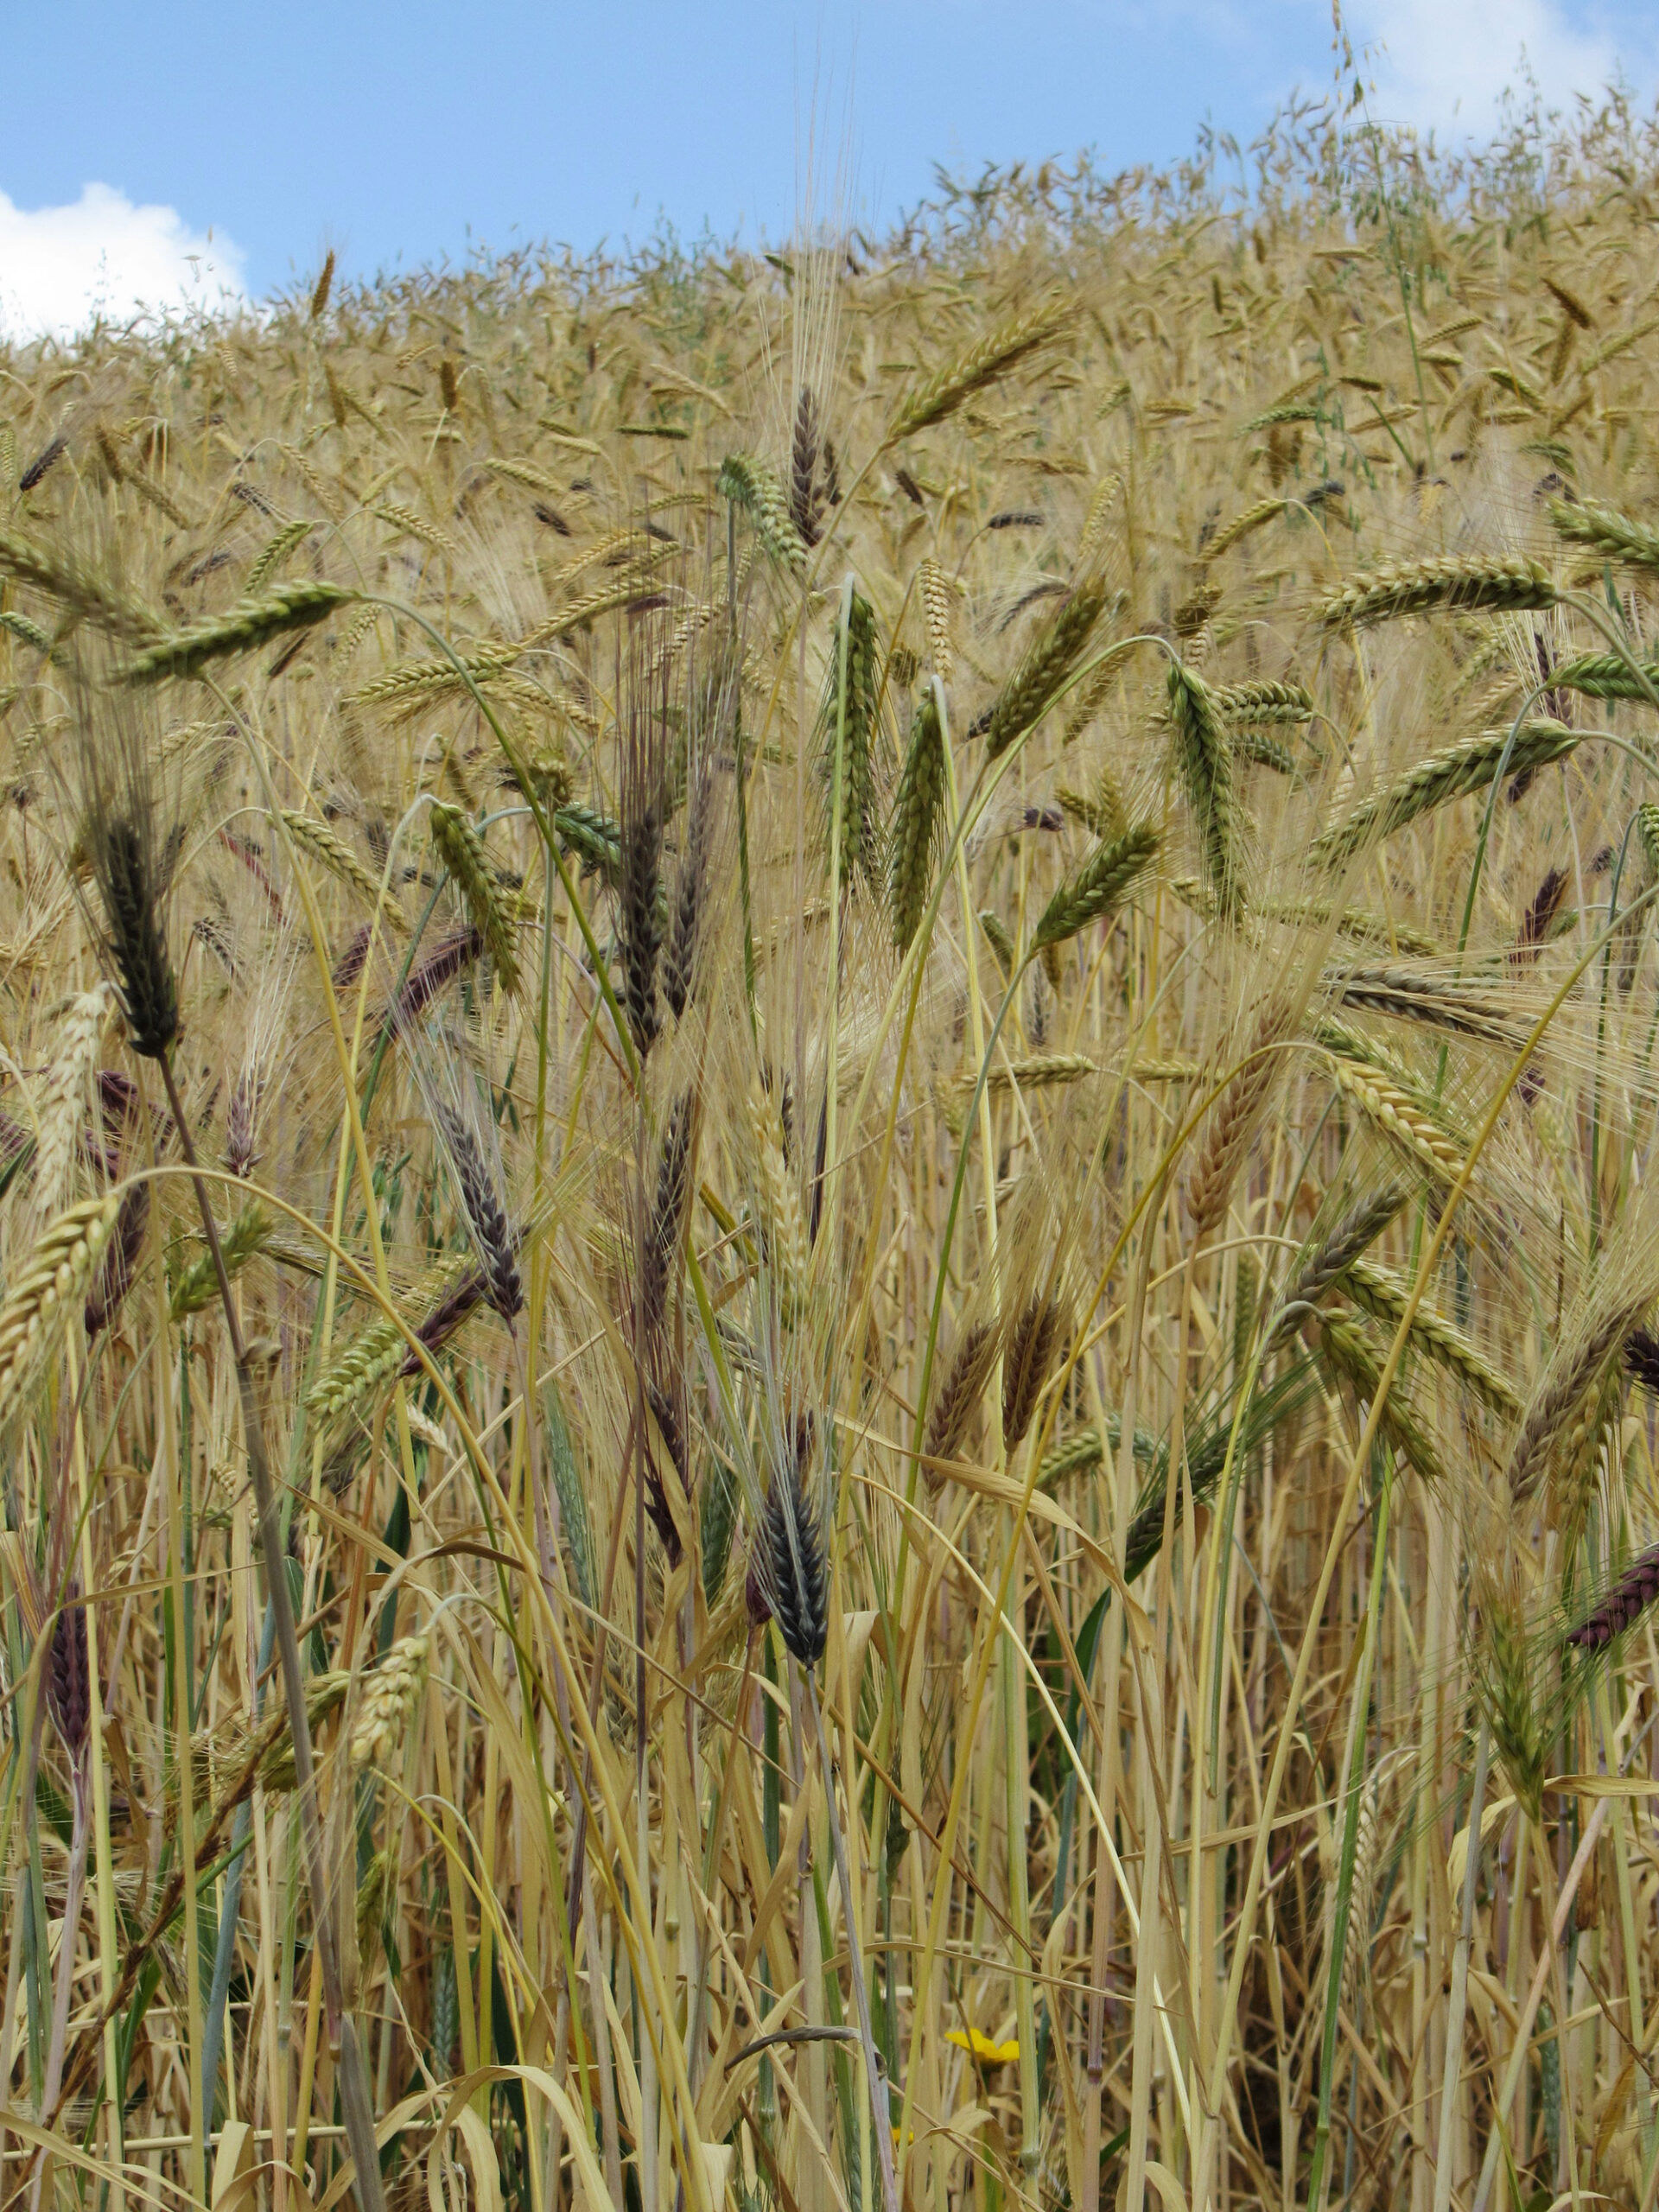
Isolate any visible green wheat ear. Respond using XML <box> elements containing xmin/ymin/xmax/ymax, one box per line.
<box><xmin>1548</xmin><ymin>494</ymin><xmax>1659</xmax><ymax>572</ymax></box>
<box><xmin>888</xmin><ymin>683</ymin><xmax>948</xmax><ymax>951</ymax></box>
<box><xmin>1167</xmin><ymin>663</ymin><xmax>1241</xmax><ymax>914</ymax></box>
<box><xmin>978</xmin><ymin>578</ymin><xmax>1110</xmax><ymax>760</ymax></box>
<box><xmin>886</xmin><ymin>296</ymin><xmax>1072</xmax><ymax>442</ymax></box>
<box><xmin>819</xmin><ymin>578</ymin><xmax>884</xmax><ymax>894</ymax></box>
<box><xmin>429</xmin><ymin>802</ymin><xmax>520</xmax><ymax>989</ymax></box>
<box><xmin>124</xmin><ymin>580</ymin><xmax>354</xmax><ymax>679</ymax></box>
<box><xmin>1031</xmin><ymin>821</ymin><xmax>1160</xmax><ymax>951</ymax></box>
<box><xmin>717</xmin><ymin>454</ymin><xmax>806</xmax><ymax>571</ymax></box>
<box><xmin>1318</xmin><ymin>554</ymin><xmax>1556</xmax><ymax>629</ymax></box>
<box><xmin>1311</xmin><ymin>721</ymin><xmax>1580</xmax><ymax>868</ymax></box>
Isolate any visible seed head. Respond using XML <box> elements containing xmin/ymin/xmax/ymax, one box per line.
<box><xmin>46</xmin><ymin>1587</ymin><xmax>91</xmax><ymax>1758</ymax></box>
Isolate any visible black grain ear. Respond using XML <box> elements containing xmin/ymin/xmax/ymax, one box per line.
<box><xmin>99</xmin><ymin>813</ymin><xmax>179</xmax><ymax>1059</ymax></box>
<box><xmin>763</xmin><ymin>1429</ymin><xmax>827</xmax><ymax>1670</ymax></box>
<box><xmin>47</xmin><ymin>1586</ymin><xmax>91</xmax><ymax>1757</ymax></box>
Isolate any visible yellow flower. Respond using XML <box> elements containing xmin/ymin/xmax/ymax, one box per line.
<box><xmin>946</xmin><ymin>2027</ymin><xmax>1020</xmax><ymax>2065</ymax></box>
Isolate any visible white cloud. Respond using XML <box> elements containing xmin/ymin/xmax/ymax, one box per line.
<box><xmin>0</xmin><ymin>183</ymin><xmax>248</xmax><ymax>342</ymax></box>
<box><xmin>1349</xmin><ymin>0</ymin><xmax>1638</xmax><ymax>133</ymax></box>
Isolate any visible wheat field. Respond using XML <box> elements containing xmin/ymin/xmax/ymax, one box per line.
<box><xmin>5</xmin><ymin>92</ymin><xmax>1659</xmax><ymax>2212</ymax></box>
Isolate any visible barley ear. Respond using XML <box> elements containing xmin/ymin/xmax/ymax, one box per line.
<box><xmin>717</xmin><ymin>454</ymin><xmax>807</xmax><ymax>572</ymax></box>
<box><xmin>1031</xmin><ymin>820</ymin><xmax>1160</xmax><ymax>951</ymax></box>
<box><xmin>886</xmin><ymin>297</ymin><xmax>1072</xmax><ymax>443</ymax></box>
<box><xmin>124</xmin><ymin>581</ymin><xmax>353</xmax><ymax>681</ymax></box>
<box><xmin>1167</xmin><ymin>663</ymin><xmax>1241</xmax><ymax>915</ymax></box>
<box><xmin>429</xmin><ymin>803</ymin><xmax>519</xmax><ymax>989</ymax></box>
<box><xmin>0</xmin><ymin>1193</ymin><xmax>122</xmax><ymax>1427</ymax></box>
<box><xmin>889</xmin><ymin>683</ymin><xmax>949</xmax><ymax>952</ymax></box>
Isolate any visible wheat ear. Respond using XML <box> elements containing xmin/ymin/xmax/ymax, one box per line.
<box><xmin>1326</xmin><ymin>967</ymin><xmax>1522</xmax><ymax>1049</ymax></box>
<box><xmin>1548</xmin><ymin>651</ymin><xmax>1659</xmax><ymax>701</ymax></box>
<box><xmin>1002</xmin><ymin>1292</ymin><xmax>1068</xmax><ymax>1450</ymax></box>
<box><xmin>1312</xmin><ymin>721</ymin><xmax>1580</xmax><ymax>867</ymax></box>
<box><xmin>1476</xmin><ymin>1589</ymin><xmax>1548</xmax><ymax>1821</ymax></box>
<box><xmin>924</xmin><ymin>1319</ymin><xmax>1002</xmax><ymax>1478</ymax></box>
<box><xmin>1031</xmin><ymin>820</ymin><xmax>1160</xmax><ymax>950</ymax></box>
<box><xmin>1567</xmin><ymin>1545</ymin><xmax>1659</xmax><ymax>1649</ymax></box>
<box><xmin>1507</xmin><ymin>1300</ymin><xmax>1647</xmax><ymax>1500</ymax></box>
<box><xmin>1185</xmin><ymin>1000</ymin><xmax>1294</xmax><ymax>1235</ymax></box>
<box><xmin>280</xmin><ymin>810</ymin><xmax>403</xmax><ymax>926</ymax></box>
<box><xmin>1548</xmin><ymin>495</ymin><xmax>1659</xmax><ymax>572</ymax></box>
<box><xmin>244</xmin><ymin>518</ymin><xmax>313</xmax><ymax>596</ymax></box>
<box><xmin>305</xmin><ymin>1256</ymin><xmax>476</xmax><ymax>1415</ymax></box>
<box><xmin>1167</xmin><ymin>663</ymin><xmax>1242</xmax><ymax>913</ymax></box>
<box><xmin>1211</xmin><ymin>678</ymin><xmax>1314</xmax><ymax>724</ymax></box>
<box><xmin>919</xmin><ymin>557</ymin><xmax>957</xmax><ymax>679</ymax></box>
<box><xmin>1317</xmin><ymin>1314</ymin><xmax>1443</xmax><ymax>1486</ymax></box>
<box><xmin>747</xmin><ymin>1085</ymin><xmax>810</xmax><ymax>1312</ymax></box>
<box><xmin>716</xmin><ymin>454</ymin><xmax>807</xmax><ymax>571</ymax></box>
<box><xmin>429</xmin><ymin>804</ymin><xmax>519</xmax><ymax>989</ymax></box>
<box><xmin>1203</xmin><ymin>498</ymin><xmax>1286</xmax><ymax>560</ymax></box>
<box><xmin>32</xmin><ymin>986</ymin><xmax>112</xmax><ymax>1218</ymax></box>
<box><xmin>977</xmin><ymin>579</ymin><xmax>1109</xmax><ymax>760</ymax></box>
<box><xmin>1326</xmin><ymin>1057</ymin><xmax>1466</xmax><ymax>1185</ymax></box>
<box><xmin>0</xmin><ymin>529</ymin><xmax>165</xmax><ymax>642</ymax></box>
<box><xmin>124</xmin><ymin>580</ymin><xmax>353</xmax><ymax>679</ymax></box>
<box><xmin>889</xmin><ymin>683</ymin><xmax>948</xmax><ymax>952</ymax></box>
<box><xmin>1319</xmin><ymin>556</ymin><xmax>1556</xmax><ymax>629</ymax></box>
<box><xmin>0</xmin><ymin>1193</ymin><xmax>121</xmax><ymax>1426</ymax></box>
<box><xmin>887</xmin><ymin>296</ymin><xmax>1072</xmax><ymax>442</ymax></box>
<box><xmin>1340</xmin><ymin>1260</ymin><xmax>1520</xmax><ymax>1415</ymax></box>
<box><xmin>1273</xmin><ymin>1185</ymin><xmax>1407</xmax><ymax>1327</ymax></box>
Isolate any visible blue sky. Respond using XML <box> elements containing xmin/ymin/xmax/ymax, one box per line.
<box><xmin>1</xmin><ymin>0</ymin><xmax>1655</xmax><ymax>334</ymax></box>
